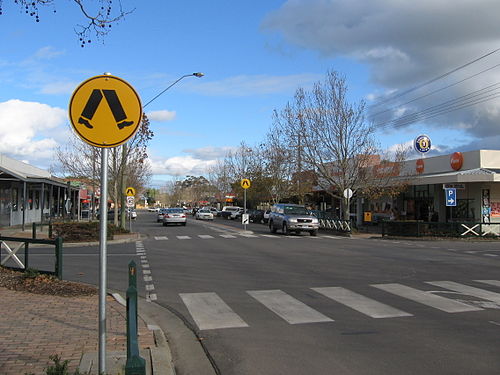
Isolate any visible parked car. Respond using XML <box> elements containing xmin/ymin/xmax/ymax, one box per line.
<box><xmin>230</xmin><ymin>208</ymin><xmax>243</xmax><ymax>220</ymax></box>
<box><xmin>162</xmin><ymin>208</ymin><xmax>187</xmax><ymax>226</ymax></box>
<box><xmin>157</xmin><ymin>208</ymin><xmax>168</xmax><ymax>222</ymax></box>
<box><xmin>195</xmin><ymin>208</ymin><xmax>214</xmax><ymax>220</ymax></box>
<box><xmin>248</xmin><ymin>209</ymin><xmax>265</xmax><ymax>223</ymax></box>
<box><xmin>220</xmin><ymin>206</ymin><xmax>242</xmax><ymax>219</ymax></box>
<box><xmin>147</xmin><ymin>207</ymin><xmax>157</xmax><ymax>212</ymax></box>
<box><xmin>268</xmin><ymin>203</ymin><xmax>319</xmax><ymax>236</ymax></box>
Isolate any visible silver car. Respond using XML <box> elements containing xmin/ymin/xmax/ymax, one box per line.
<box><xmin>195</xmin><ymin>208</ymin><xmax>214</xmax><ymax>220</ymax></box>
<box><xmin>162</xmin><ymin>208</ymin><xmax>187</xmax><ymax>226</ymax></box>
<box><xmin>268</xmin><ymin>203</ymin><xmax>319</xmax><ymax>236</ymax></box>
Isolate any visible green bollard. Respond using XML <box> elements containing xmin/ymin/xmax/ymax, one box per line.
<box><xmin>125</xmin><ymin>260</ymin><xmax>145</xmax><ymax>375</ymax></box>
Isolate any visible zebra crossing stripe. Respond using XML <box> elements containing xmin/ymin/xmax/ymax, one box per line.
<box><xmin>427</xmin><ymin>281</ymin><xmax>500</xmax><ymax>304</ymax></box>
<box><xmin>476</xmin><ymin>280</ymin><xmax>500</xmax><ymax>288</ymax></box>
<box><xmin>198</xmin><ymin>235</ymin><xmax>214</xmax><ymax>239</ymax></box>
<box><xmin>154</xmin><ymin>236</ymin><xmax>168</xmax><ymax>240</ymax></box>
<box><xmin>372</xmin><ymin>283</ymin><xmax>482</xmax><ymax>313</ymax></box>
<box><xmin>177</xmin><ymin>236</ymin><xmax>191</xmax><ymax>240</ymax></box>
<box><xmin>260</xmin><ymin>234</ymin><xmax>279</xmax><ymax>238</ymax></box>
<box><xmin>247</xmin><ymin>290</ymin><xmax>333</xmax><ymax>324</ymax></box>
<box><xmin>180</xmin><ymin>292</ymin><xmax>249</xmax><ymax>330</ymax></box>
<box><xmin>312</xmin><ymin>287</ymin><xmax>412</xmax><ymax>318</ymax></box>
<box><xmin>220</xmin><ymin>234</ymin><xmax>237</xmax><ymax>238</ymax></box>
<box><xmin>239</xmin><ymin>233</ymin><xmax>259</xmax><ymax>238</ymax></box>
<box><xmin>320</xmin><ymin>236</ymin><xmax>344</xmax><ymax>239</ymax></box>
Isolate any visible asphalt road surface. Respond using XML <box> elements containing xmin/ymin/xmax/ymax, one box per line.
<box><xmin>44</xmin><ymin>211</ymin><xmax>500</xmax><ymax>374</ymax></box>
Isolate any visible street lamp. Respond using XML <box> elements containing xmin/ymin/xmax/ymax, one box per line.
<box><xmin>143</xmin><ymin>72</ymin><xmax>204</xmax><ymax>108</ymax></box>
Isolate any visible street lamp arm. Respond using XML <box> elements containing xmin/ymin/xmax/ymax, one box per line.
<box><xmin>143</xmin><ymin>72</ymin><xmax>204</xmax><ymax>108</ymax></box>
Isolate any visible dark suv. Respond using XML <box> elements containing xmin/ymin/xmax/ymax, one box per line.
<box><xmin>268</xmin><ymin>203</ymin><xmax>319</xmax><ymax>236</ymax></box>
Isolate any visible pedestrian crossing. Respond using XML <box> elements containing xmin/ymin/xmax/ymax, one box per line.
<box><xmin>179</xmin><ymin>280</ymin><xmax>500</xmax><ymax>331</ymax></box>
<box><xmin>153</xmin><ymin>233</ymin><xmax>348</xmax><ymax>241</ymax></box>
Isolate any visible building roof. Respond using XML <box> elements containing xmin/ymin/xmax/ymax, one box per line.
<box><xmin>0</xmin><ymin>154</ymin><xmax>68</xmax><ymax>187</ymax></box>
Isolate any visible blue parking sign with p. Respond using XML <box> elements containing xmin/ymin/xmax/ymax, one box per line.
<box><xmin>445</xmin><ymin>188</ymin><xmax>456</xmax><ymax>207</ymax></box>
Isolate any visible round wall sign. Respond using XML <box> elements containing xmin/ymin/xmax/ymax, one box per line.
<box><xmin>416</xmin><ymin>159</ymin><xmax>425</xmax><ymax>174</ymax></box>
<box><xmin>414</xmin><ymin>134</ymin><xmax>431</xmax><ymax>153</ymax></box>
<box><xmin>450</xmin><ymin>152</ymin><xmax>463</xmax><ymax>171</ymax></box>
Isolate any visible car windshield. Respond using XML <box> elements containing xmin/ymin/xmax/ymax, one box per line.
<box><xmin>284</xmin><ymin>206</ymin><xmax>309</xmax><ymax>215</ymax></box>
<box><xmin>199</xmin><ymin>209</ymin><xmax>210</xmax><ymax>213</ymax></box>
<box><xmin>167</xmin><ymin>208</ymin><xmax>183</xmax><ymax>213</ymax></box>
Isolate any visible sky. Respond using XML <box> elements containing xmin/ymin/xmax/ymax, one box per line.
<box><xmin>2</xmin><ymin>0</ymin><xmax>500</xmax><ymax>188</ymax></box>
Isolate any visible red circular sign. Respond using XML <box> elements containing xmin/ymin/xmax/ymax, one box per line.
<box><xmin>450</xmin><ymin>152</ymin><xmax>463</xmax><ymax>171</ymax></box>
<box><xmin>416</xmin><ymin>159</ymin><xmax>424</xmax><ymax>174</ymax></box>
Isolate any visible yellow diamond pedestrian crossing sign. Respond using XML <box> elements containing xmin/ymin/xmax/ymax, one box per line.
<box><xmin>69</xmin><ymin>75</ymin><xmax>142</xmax><ymax>148</ymax></box>
<box><xmin>126</xmin><ymin>187</ymin><xmax>136</xmax><ymax>196</ymax></box>
<box><xmin>241</xmin><ymin>179</ymin><xmax>251</xmax><ymax>189</ymax></box>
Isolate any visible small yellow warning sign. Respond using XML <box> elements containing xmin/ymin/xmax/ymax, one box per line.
<box><xmin>241</xmin><ymin>179</ymin><xmax>251</xmax><ymax>189</ymax></box>
<box><xmin>69</xmin><ymin>75</ymin><xmax>142</xmax><ymax>148</ymax></box>
<box><xmin>125</xmin><ymin>187</ymin><xmax>136</xmax><ymax>196</ymax></box>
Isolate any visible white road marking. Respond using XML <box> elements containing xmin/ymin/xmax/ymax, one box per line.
<box><xmin>260</xmin><ymin>234</ymin><xmax>279</xmax><ymax>238</ymax></box>
<box><xmin>149</xmin><ymin>293</ymin><xmax>157</xmax><ymax>301</ymax></box>
<box><xmin>312</xmin><ymin>287</ymin><xmax>412</xmax><ymax>318</ymax></box>
<box><xmin>239</xmin><ymin>233</ymin><xmax>259</xmax><ymax>238</ymax></box>
<box><xmin>142</xmin><ymin>264</ymin><xmax>150</xmax><ymax>268</ymax></box>
<box><xmin>177</xmin><ymin>236</ymin><xmax>191</xmax><ymax>240</ymax></box>
<box><xmin>198</xmin><ymin>235</ymin><xmax>215</xmax><ymax>239</ymax></box>
<box><xmin>320</xmin><ymin>236</ymin><xmax>344</xmax><ymax>239</ymax></box>
<box><xmin>144</xmin><ymin>276</ymin><xmax>152</xmax><ymax>282</ymax></box>
<box><xmin>476</xmin><ymin>280</ymin><xmax>500</xmax><ymax>288</ymax></box>
<box><xmin>247</xmin><ymin>289</ymin><xmax>333</xmax><ymax>324</ymax></box>
<box><xmin>143</xmin><ymin>269</ymin><xmax>151</xmax><ymax>275</ymax></box>
<box><xmin>180</xmin><ymin>292</ymin><xmax>249</xmax><ymax>330</ymax></box>
<box><xmin>220</xmin><ymin>234</ymin><xmax>237</xmax><ymax>238</ymax></box>
<box><xmin>372</xmin><ymin>283</ymin><xmax>482</xmax><ymax>313</ymax></box>
<box><xmin>427</xmin><ymin>281</ymin><xmax>500</xmax><ymax>304</ymax></box>
<box><xmin>154</xmin><ymin>236</ymin><xmax>168</xmax><ymax>240</ymax></box>
<box><xmin>145</xmin><ymin>284</ymin><xmax>155</xmax><ymax>291</ymax></box>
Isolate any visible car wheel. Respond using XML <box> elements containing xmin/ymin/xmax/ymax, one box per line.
<box><xmin>269</xmin><ymin>221</ymin><xmax>277</xmax><ymax>234</ymax></box>
<box><xmin>162</xmin><ymin>222</ymin><xmax>167</xmax><ymax>226</ymax></box>
<box><xmin>282</xmin><ymin>222</ymin><xmax>289</xmax><ymax>235</ymax></box>
<box><xmin>310</xmin><ymin>230</ymin><xmax>318</xmax><ymax>236</ymax></box>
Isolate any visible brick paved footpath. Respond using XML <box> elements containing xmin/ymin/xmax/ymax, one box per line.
<box><xmin>0</xmin><ymin>288</ymin><xmax>155</xmax><ymax>375</ymax></box>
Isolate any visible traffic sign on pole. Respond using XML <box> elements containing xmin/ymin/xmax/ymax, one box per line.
<box><xmin>126</xmin><ymin>187</ymin><xmax>136</xmax><ymax>196</ymax></box>
<box><xmin>241</xmin><ymin>179</ymin><xmax>251</xmax><ymax>189</ymax></box>
<box><xmin>126</xmin><ymin>196</ymin><xmax>135</xmax><ymax>208</ymax></box>
<box><xmin>445</xmin><ymin>188</ymin><xmax>457</xmax><ymax>207</ymax></box>
<box><xmin>69</xmin><ymin>75</ymin><xmax>142</xmax><ymax>148</ymax></box>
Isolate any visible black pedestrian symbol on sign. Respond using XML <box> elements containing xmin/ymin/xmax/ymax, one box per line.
<box><xmin>242</xmin><ymin>180</ymin><xmax>249</xmax><ymax>187</ymax></box>
<box><xmin>126</xmin><ymin>188</ymin><xmax>134</xmax><ymax>195</ymax></box>
<box><xmin>78</xmin><ymin>89</ymin><xmax>134</xmax><ymax>130</ymax></box>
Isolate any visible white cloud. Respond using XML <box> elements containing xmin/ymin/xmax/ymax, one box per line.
<box><xmin>182</xmin><ymin>146</ymin><xmax>236</xmax><ymax>160</ymax></box>
<box><xmin>148</xmin><ymin>156</ymin><xmax>216</xmax><ymax>177</ymax></box>
<box><xmin>33</xmin><ymin>46</ymin><xmax>65</xmax><ymax>60</ymax></box>
<box><xmin>262</xmin><ymin>0</ymin><xmax>500</xmax><ymax>140</ymax></box>
<box><xmin>40</xmin><ymin>81</ymin><xmax>78</xmax><ymax>95</ymax></box>
<box><xmin>147</xmin><ymin>110</ymin><xmax>177</xmax><ymax>122</ymax></box>
<box><xmin>0</xmin><ymin>99</ymin><xmax>65</xmax><ymax>158</ymax></box>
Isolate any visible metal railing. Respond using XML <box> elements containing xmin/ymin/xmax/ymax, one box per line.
<box><xmin>381</xmin><ymin>221</ymin><xmax>500</xmax><ymax>238</ymax></box>
<box><xmin>311</xmin><ymin>210</ymin><xmax>351</xmax><ymax>233</ymax></box>
<box><xmin>0</xmin><ymin>235</ymin><xmax>63</xmax><ymax>279</ymax></box>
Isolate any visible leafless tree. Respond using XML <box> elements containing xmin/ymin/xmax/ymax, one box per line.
<box><xmin>1</xmin><ymin>0</ymin><xmax>134</xmax><ymax>46</ymax></box>
<box><xmin>273</xmin><ymin>70</ymin><xmax>406</xmax><ymax>219</ymax></box>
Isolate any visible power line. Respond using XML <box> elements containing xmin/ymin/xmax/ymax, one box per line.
<box><xmin>370</xmin><ymin>62</ymin><xmax>500</xmax><ymax>119</ymax></box>
<box><xmin>370</xmin><ymin>47</ymin><xmax>500</xmax><ymax>108</ymax></box>
<box><xmin>374</xmin><ymin>82</ymin><xmax>500</xmax><ymax>129</ymax></box>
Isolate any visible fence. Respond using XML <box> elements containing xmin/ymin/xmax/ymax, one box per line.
<box><xmin>0</xmin><ymin>235</ymin><xmax>63</xmax><ymax>279</ymax></box>
<box><xmin>381</xmin><ymin>221</ymin><xmax>500</xmax><ymax>238</ymax></box>
<box><xmin>312</xmin><ymin>210</ymin><xmax>351</xmax><ymax>233</ymax></box>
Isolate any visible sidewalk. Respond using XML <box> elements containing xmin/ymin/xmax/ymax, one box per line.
<box><xmin>0</xmin><ymin>289</ymin><xmax>159</xmax><ymax>375</ymax></box>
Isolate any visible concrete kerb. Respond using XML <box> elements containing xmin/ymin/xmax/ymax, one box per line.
<box><xmin>109</xmin><ymin>290</ymin><xmax>216</xmax><ymax>375</ymax></box>
<box><xmin>78</xmin><ymin>291</ymin><xmax>177</xmax><ymax>375</ymax></box>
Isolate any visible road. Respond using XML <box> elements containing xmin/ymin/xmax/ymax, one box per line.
<box><xmin>54</xmin><ymin>211</ymin><xmax>500</xmax><ymax>374</ymax></box>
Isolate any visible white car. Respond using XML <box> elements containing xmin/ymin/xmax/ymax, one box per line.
<box><xmin>195</xmin><ymin>208</ymin><xmax>214</xmax><ymax>220</ymax></box>
<box><xmin>162</xmin><ymin>208</ymin><xmax>187</xmax><ymax>226</ymax></box>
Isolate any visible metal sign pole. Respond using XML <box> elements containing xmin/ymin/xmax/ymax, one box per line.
<box><xmin>99</xmin><ymin>147</ymin><xmax>109</xmax><ymax>375</ymax></box>
<box><xmin>244</xmin><ymin>188</ymin><xmax>247</xmax><ymax>231</ymax></box>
